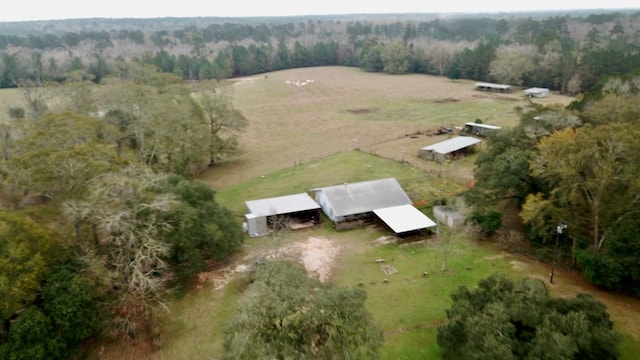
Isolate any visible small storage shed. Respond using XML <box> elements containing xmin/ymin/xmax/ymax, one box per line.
<box><xmin>463</xmin><ymin>122</ymin><xmax>501</xmax><ymax>137</ymax></box>
<box><xmin>244</xmin><ymin>193</ymin><xmax>321</xmax><ymax>237</ymax></box>
<box><xmin>475</xmin><ymin>82</ymin><xmax>511</xmax><ymax>93</ymax></box>
<box><xmin>420</xmin><ymin>136</ymin><xmax>482</xmax><ymax>162</ymax></box>
<box><xmin>373</xmin><ymin>205</ymin><xmax>437</xmax><ymax>237</ymax></box>
<box><xmin>312</xmin><ymin>178</ymin><xmax>412</xmax><ymax>226</ymax></box>
<box><xmin>524</xmin><ymin>87</ymin><xmax>549</xmax><ymax>98</ymax></box>
<box><xmin>433</xmin><ymin>205</ymin><xmax>466</xmax><ymax>229</ymax></box>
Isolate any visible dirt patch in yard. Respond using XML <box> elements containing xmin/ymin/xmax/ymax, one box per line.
<box><xmin>196</xmin><ymin>236</ymin><xmax>340</xmax><ymax>290</ymax></box>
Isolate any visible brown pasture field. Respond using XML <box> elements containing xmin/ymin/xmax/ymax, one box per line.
<box><xmin>199</xmin><ymin>66</ymin><xmax>573</xmax><ymax>189</ymax></box>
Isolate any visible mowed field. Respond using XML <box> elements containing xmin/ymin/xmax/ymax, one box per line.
<box><xmin>199</xmin><ymin>66</ymin><xmax>573</xmax><ymax>189</ymax></box>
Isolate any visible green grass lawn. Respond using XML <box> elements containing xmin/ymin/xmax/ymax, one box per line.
<box><xmin>333</xmin><ymin>229</ymin><xmax>515</xmax><ymax>358</ymax></box>
<box><xmin>215</xmin><ymin>149</ymin><xmax>465</xmax><ymax>216</ymax></box>
<box><xmin>156</xmin><ymin>149</ymin><xmax>640</xmax><ymax>360</ymax></box>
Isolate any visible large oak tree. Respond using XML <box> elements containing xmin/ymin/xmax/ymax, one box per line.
<box><xmin>224</xmin><ymin>261</ymin><xmax>383</xmax><ymax>360</ymax></box>
<box><xmin>437</xmin><ymin>273</ymin><xmax>619</xmax><ymax>360</ymax></box>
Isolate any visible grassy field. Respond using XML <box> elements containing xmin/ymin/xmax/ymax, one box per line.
<box><xmin>215</xmin><ymin>150</ymin><xmax>465</xmax><ymax>216</ymax></box>
<box><xmin>199</xmin><ymin>66</ymin><xmax>573</xmax><ymax>189</ymax></box>
<box><xmin>0</xmin><ymin>88</ymin><xmax>26</xmax><ymax>123</ymax></box>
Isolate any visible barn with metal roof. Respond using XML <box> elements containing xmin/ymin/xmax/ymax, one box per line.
<box><xmin>244</xmin><ymin>193</ymin><xmax>321</xmax><ymax>237</ymax></box>
<box><xmin>419</xmin><ymin>136</ymin><xmax>481</xmax><ymax>162</ymax></box>
<box><xmin>312</xmin><ymin>178</ymin><xmax>410</xmax><ymax>223</ymax></box>
<box><xmin>463</xmin><ymin>122</ymin><xmax>501</xmax><ymax>137</ymax></box>
<box><xmin>311</xmin><ymin>178</ymin><xmax>437</xmax><ymax>235</ymax></box>
<box><xmin>475</xmin><ymin>82</ymin><xmax>512</xmax><ymax>92</ymax></box>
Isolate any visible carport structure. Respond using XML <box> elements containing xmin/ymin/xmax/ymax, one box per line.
<box><xmin>475</xmin><ymin>82</ymin><xmax>512</xmax><ymax>92</ymax></box>
<box><xmin>373</xmin><ymin>204</ymin><xmax>437</xmax><ymax>237</ymax></box>
<box><xmin>244</xmin><ymin>193</ymin><xmax>321</xmax><ymax>237</ymax></box>
<box><xmin>419</xmin><ymin>136</ymin><xmax>482</xmax><ymax>162</ymax></box>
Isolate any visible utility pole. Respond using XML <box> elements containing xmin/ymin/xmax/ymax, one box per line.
<box><xmin>550</xmin><ymin>222</ymin><xmax>567</xmax><ymax>284</ymax></box>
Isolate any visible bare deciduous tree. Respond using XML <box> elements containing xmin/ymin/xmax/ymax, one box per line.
<box><xmin>63</xmin><ymin>166</ymin><xmax>177</xmax><ymax>338</ymax></box>
<box><xmin>489</xmin><ymin>44</ymin><xmax>537</xmax><ymax>85</ymax></box>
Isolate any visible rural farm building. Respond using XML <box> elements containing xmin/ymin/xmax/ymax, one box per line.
<box><xmin>475</xmin><ymin>82</ymin><xmax>512</xmax><ymax>93</ymax></box>
<box><xmin>524</xmin><ymin>87</ymin><xmax>550</xmax><ymax>98</ymax></box>
<box><xmin>244</xmin><ymin>193</ymin><xmax>321</xmax><ymax>237</ymax></box>
<box><xmin>433</xmin><ymin>205</ymin><xmax>467</xmax><ymax>229</ymax></box>
<box><xmin>463</xmin><ymin>122</ymin><xmax>501</xmax><ymax>137</ymax></box>
<box><xmin>311</xmin><ymin>178</ymin><xmax>437</xmax><ymax>235</ymax></box>
<box><xmin>419</xmin><ymin>136</ymin><xmax>482</xmax><ymax>162</ymax></box>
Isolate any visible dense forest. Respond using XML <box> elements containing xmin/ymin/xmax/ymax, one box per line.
<box><xmin>1</xmin><ymin>10</ymin><xmax>640</xmax><ymax>94</ymax></box>
<box><xmin>2</xmin><ymin>10</ymin><xmax>640</xmax><ymax>359</ymax></box>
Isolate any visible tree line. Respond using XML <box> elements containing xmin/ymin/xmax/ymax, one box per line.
<box><xmin>2</xmin><ymin>10</ymin><xmax>640</xmax><ymax>93</ymax></box>
<box><xmin>0</xmin><ymin>63</ymin><xmax>249</xmax><ymax>358</ymax></box>
<box><xmin>466</xmin><ymin>74</ymin><xmax>640</xmax><ymax>295</ymax></box>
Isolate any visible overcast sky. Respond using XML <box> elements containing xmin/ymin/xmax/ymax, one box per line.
<box><xmin>1</xmin><ymin>0</ymin><xmax>639</xmax><ymax>22</ymax></box>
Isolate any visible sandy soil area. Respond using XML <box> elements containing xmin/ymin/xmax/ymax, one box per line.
<box><xmin>197</xmin><ymin>236</ymin><xmax>340</xmax><ymax>289</ymax></box>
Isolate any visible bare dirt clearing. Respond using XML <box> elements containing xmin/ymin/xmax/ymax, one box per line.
<box><xmin>196</xmin><ymin>236</ymin><xmax>340</xmax><ymax>290</ymax></box>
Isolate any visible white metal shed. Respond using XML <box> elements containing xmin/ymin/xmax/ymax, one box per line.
<box><xmin>524</xmin><ymin>87</ymin><xmax>550</xmax><ymax>98</ymax></box>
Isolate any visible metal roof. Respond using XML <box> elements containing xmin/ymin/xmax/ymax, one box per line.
<box><xmin>245</xmin><ymin>193</ymin><xmax>320</xmax><ymax>217</ymax></box>
<box><xmin>524</xmin><ymin>87</ymin><xmax>549</xmax><ymax>94</ymax></box>
<box><xmin>313</xmin><ymin>178</ymin><xmax>411</xmax><ymax>218</ymax></box>
<box><xmin>421</xmin><ymin>136</ymin><xmax>482</xmax><ymax>155</ymax></box>
<box><xmin>475</xmin><ymin>82</ymin><xmax>512</xmax><ymax>90</ymax></box>
<box><xmin>465</xmin><ymin>122</ymin><xmax>501</xmax><ymax>130</ymax></box>
<box><xmin>374</xmin><ymin>205</ymin><xmax>437</xmax><ymax>234</ymax></box>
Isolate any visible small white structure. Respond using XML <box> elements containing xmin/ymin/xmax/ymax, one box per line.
<box><xmin>524</xmin><ymin>87</ymin><xmax>550</xmax><ymax>98</ymax></box>
<box><xmin>244</xmin><ymin>193</ymin><xmax>321</xmax><ymax>237</ymax></box>
<box><xmin>420</xmin><ymin>136</ymin><xmax>482</xmax><ymax>162</ymax></box>
<box><xmin>433</xmin><ymin>206</ymin><xmax>466</xmax><ymax>229</ymax></box>
<box><xmin>463</xmin><ymin>122</ymin><xmax>501</xmax><ymax>137</ymax></box>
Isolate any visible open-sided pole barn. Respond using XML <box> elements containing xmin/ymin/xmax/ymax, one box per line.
<box><xmin>244</xmin><ymin>193</ymin><xmax>321</xmax><ymax>237</ymax></box>
<box><xmin>373</xmin><ymin>204</ymin><xmax>437</xmax><ymax>237</ymax></box>
<box><xmin>419</xmin><ymin>136</ymin><xmax>481</xmax><ymax>162</ymax></box>
<box><xmin>463</xmin><ymin>122</ymin><xmax>501</xmax><ymax>137</ymax></box>
<box><xmin>475</xmin><ymin>82</ymin><xmax>512</xmax><ymax>93</ymax></box>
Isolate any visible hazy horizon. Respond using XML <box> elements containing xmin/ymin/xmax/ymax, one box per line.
<box><xmin>2</xmin><ymin>1</ymin><xmax>638</xmax><ymax>23</ymax></box>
